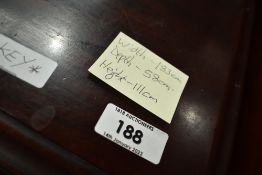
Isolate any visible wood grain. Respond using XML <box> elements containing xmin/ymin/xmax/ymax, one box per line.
<box><xmin>0</xmin><ymin>0</ymin><xmax>254</xmax><ymax>174</ymax></box>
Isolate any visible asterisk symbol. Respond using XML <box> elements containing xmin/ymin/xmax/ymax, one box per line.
<box><xmin>29</xmin><ymin>65</ymin><xmax>42</xmax><ymax>74</ymax></box>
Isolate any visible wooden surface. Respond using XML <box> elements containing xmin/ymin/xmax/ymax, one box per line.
<box><xmin>0</xmin><ymin>0</ymin><xmax>255</xmax><ymax>175</ymax></box>
<box><xmin>229</xmin><ymin>1</ymin><xmax>262</xmax><ymax>174</ymax></box>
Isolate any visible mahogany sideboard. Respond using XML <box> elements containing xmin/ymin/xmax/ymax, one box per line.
<box><xmin>0</xmin><ymin>0</ymin><xmax>260</xmax><ymax>175</ymax></box>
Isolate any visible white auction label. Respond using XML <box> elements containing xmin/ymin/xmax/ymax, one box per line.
<box><xmin>95</xmin><ymin>103</ymin><xmax>169</xmax><ymax>164</ymax></box>
<box><xmin>0</xmin><ymin>34</ymin><xmax>57</xmax><ymax>88</ymax></box>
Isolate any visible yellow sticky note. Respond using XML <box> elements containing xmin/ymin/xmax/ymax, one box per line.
<box><xmin>88</xmin><ymin>32</ymin><xmax>188</xmax><ymax>123</ymax></box>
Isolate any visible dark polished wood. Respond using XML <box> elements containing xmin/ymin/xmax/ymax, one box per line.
<box><xmin>228</xmin><ymin>1</ymin><xmax>262</xmax><ymax>175</ymax></box>
<box><xmin>0</xmin><ymin>0</ymin><xmax>255</xmax><ymax>175</ymax></box>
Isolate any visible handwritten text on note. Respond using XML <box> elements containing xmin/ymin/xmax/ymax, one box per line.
<box><xmin>0</xmin><ymin>34</ymin><xmax>57</xmax><ymax>88</ymax></box>
<box><xmin>89</xmin><ymin>32</ymin><xmax>188</xmax><ymax>123</ymax></box>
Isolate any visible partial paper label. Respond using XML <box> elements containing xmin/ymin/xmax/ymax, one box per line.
<box><xmin>0</xmin><ymin>34</ymin><xmax>57</xmax><ymax>88</ymax></box>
